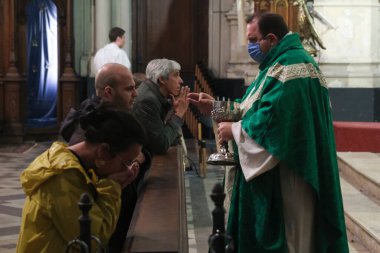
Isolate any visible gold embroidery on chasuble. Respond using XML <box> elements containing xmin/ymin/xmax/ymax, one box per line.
<box><xmin>240</xmin><ymin>63</ymin><xmax>328</xmax><ymax>118</ymax></box>
<box><xmin>240</xmin><ymin>78</ymin><xmax>266</xmax><ymax>117</ymax></box>
<box><xmin>268</xmin><ymin>63</ymin><xmax>328</xmax><ymax>88</ymax></box>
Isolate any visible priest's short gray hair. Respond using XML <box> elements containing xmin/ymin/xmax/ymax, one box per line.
<box><xmin>145</xmin><ymin>58</ymin><xmax>181</xmax><ymax>84</ymax></box>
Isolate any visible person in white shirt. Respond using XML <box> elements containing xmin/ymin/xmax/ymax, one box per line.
<box><xmin>94</xmin><ymin>27</ymin><xmax>131</xmax><ymax>72</ymax></box>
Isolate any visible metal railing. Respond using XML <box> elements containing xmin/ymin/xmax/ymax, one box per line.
<box><xmin>66</xmin><ymin>192</ymin><xmax>107</xmax><ymax>253</ymax></box>
<box><xmin>208</xmin><ymin>183</ymin><xmax>234</xmax><ymax>253</ymax></box>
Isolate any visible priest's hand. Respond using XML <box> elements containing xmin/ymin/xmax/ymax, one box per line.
<box><xmin>217</xmin><ymin>122</ymin><xmax>234</xmax><ymax>144</ymax></box>
<box><xmin>187</xmin><ymin>92</ymin><xmax>214</xmax><ymax>116</ymax></box>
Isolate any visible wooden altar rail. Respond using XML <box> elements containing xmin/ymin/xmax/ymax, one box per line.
<box><xmin>122</xmin><ymin>146</ymin><xmax>188</xmax><ymax>253</ymax></box>
<box><xmin>184</xmin><ymin>62</ymin><xmax>216</xmax><ymax>140</ymax></box>
<box><xmin>194</xmin><ymin>62</ymin><xmax>214</xmax><ymax>98</ymax></box>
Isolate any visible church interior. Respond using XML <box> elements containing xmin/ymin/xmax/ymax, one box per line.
<box><xmin>0</xmin><ymin>0</ymin><xmax>380</xmax><ymax>252</ymax></box>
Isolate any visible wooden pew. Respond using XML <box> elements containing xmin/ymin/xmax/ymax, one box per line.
<box><xmin>122</xmin><ymin>146</ymin><xmax>188</xmax><ymax>253</ymax></box>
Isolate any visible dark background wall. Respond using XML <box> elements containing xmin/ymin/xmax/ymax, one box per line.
<box><xmin>329</xmin><ymin>88</ymin><xmax>380</xmax><ymax>122</ymax></box>
<box><xmin>214</xmin><ymin>83</ymin><xmax>380</xmax><ymax>123</ymax></box>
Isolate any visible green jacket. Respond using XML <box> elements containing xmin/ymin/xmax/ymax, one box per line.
<box><xmin>133</xmin><ymin>80</ymin><xmax>183</xmax><ymax>155</ymax></box>
<box><xmin>228</xmin><ymin>33</ymin><xmax>349</xmax><ymax>253</ymax></box>
<box><xmin>16</xmin><ymin>142</ymin><xmax>121</xmax><ymax>253</ymax></box>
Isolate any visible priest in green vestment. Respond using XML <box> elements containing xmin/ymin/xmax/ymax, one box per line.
<box><xmin>188</xmin><ymin>12</ymin><xmax>349</xmax><ymax>253</ymax></box>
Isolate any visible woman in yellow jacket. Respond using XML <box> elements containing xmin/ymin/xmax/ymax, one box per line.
<box><xmin>16</xmin><ymin>106</ymin><xmax>146</xmax><ymax>253</ymax></box>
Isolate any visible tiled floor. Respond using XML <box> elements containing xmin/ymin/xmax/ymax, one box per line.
<box><xmin>0</xmin><ymin>141</ymin><xmax>52</xmax><ymax>253</ymax></box>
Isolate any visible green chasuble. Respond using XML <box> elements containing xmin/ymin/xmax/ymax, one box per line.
<box><xmin>227</xmin><ymin>33</ymin><xmax>349</xmax><ymax>253</ymax></box>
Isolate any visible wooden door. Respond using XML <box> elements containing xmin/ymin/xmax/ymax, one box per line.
<box><xmin>132</xmin><ymin>0</ymin><xmax>208</xmax><ymax>81</ymax></box>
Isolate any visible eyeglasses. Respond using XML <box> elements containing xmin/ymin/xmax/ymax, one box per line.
<box><xmin>115</xmin><ymin>154</ymin><xmax>134</xmax><ymax>169</ymax></box>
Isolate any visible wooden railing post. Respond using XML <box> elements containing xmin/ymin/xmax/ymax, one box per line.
<box><xmin>209</xmin><ymin>183</ymin><xmax>234</xmax><ymax>253</ymax></box>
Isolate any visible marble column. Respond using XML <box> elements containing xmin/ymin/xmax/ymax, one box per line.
<box><xmin>73</xmin><ymin>0</ymin><xmax>92</xmax><ymax>76</ymax></box>
<box><xmin>111</xmin><ymin>0</ymin><xmax>132</xmax><ymax>69</ymax></box>
<box><xmin>88</xmin><ymin>0</ymin><xmax>111</xmax><ymax>77</ymax></box>
<box><xmin>312</xmin><ymin>0</ymin><xmax>380</xmax><ymax>88</ymax></box>
<box><xmin>208</xmin><ymin>0</ymin><xmax>235</xmax><ymax>78</ymax></box>
<box><xmin>225</xmin><ymin>1</ymin><xmax>258</xmax><ymax>85</ymax></box>
<box><xmin>95</xmin><ymin>0</ymin><xmax>111</xmax><ymax>51</ymax></box>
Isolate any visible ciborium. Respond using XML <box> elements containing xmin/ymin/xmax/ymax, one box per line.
<box><xmin>207</xmin><ymin>100</ymin><xmax>241</xmax><ymax>166</ymax></box>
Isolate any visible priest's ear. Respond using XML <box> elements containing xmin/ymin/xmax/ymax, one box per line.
<box><xmin>266</xmin><ymin>33</ymin><xmax>279</xmax><ymax>46</ymax></box>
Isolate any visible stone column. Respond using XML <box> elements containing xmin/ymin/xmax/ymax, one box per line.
<box><xmin>208</xmin><ymin>0</ymin><xmax>235</xmax><ymax>78</ymax></box>
<box><xmin>89</xmin><ymin>0</ymin><xmax>111</xmax><ymax>77</ymax></box>
<box><xmin>95</xmin><ymin>0</ymin><xmax>111</xmax><ymax>51</ymax></box>
<box><xmin>112</xmin><ymin>0</ymin><xmax>132</xmax><ymax>69</ymax></box>
<box><xmin>73</xmin><ymin>0</ymin><xmax>92</xmax><ymax>77</ymax></box>
<box><xmin>225</xmin><ymin>1</ymin><xmax>258</xmax><ymax>84</ymax></box>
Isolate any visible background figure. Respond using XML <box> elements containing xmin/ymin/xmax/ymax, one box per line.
<box><xmin>94</xmin><ymin>27</ymin><xmax>131</xmax><ymax>72</ymax></box>
<box><xmin>17</xmin><ymin>106</ymin><xmax>146</xmax><ymax>253</ymax></box>
<box><xmin>133</xmin><ymin>58</ymin><xmax>190</xmax><ymax>157</ymax></box>
<box><xmin>59</xmin><ymin>63</ymin><xmax>151</xmax><ymax>252</ymax></box>
<box><xmin>296</xmin><ymin>0</ymin><xmax>325</xmax><ymax>56</ymax></box>
<box><xmin>188</xmin><ymin>12</ymin><xmax>348</xmax><ymax>253</ymax></box>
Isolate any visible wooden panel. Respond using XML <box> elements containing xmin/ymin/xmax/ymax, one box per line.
<box><xmin>255</xmin><ymin>0</ymin><xmax>299</xmax><ymax>32</ymax></box>
<box><xmin>59</xmin><ymin>81</ymin><xmax>76</xmax><ymax>121</ymax></box>
<box><xmin>0</xmin><ymin>0</ymin><xmax>4</xmax><ymax>76</ymax></box>
<box><xmin>0</xmin><ymin>81</ymin><xmax>4</xmax><ymax>124</ymax></box>
<box><xmin>133</xmin><ymin>0</ymin><xmax>208</xmax><ymax>78</ymax></box>
<box><xmin>274</xmin><ymin>0</ymin><xmax>289</xmax><ymax>23</ymax></box>
<box><xmin>0</xmin><ymin>0</ymin><xmax>9</xmax><ymax>77</ymax></box>
<box><xmin>123</xmin><ymin>146</ymin><xmax>188</xmax><ymax>253</ymax></box>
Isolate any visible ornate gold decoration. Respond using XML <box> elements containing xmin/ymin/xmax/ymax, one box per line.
<box><xmin>295</xmin><ymin>0</ymin><xmax>325</xmax><ymax>56</ymax></box>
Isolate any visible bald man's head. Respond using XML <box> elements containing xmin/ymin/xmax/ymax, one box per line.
<box><xmin>95</xmin><ymin>63</ymin><xmax>137</xmax><ymax>110</ymax></box>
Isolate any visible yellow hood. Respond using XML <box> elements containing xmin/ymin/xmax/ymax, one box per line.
<box><xmin>20</xmin><ymin>142</ymin><xmax>91</xmax><ymax>196</ymax></box>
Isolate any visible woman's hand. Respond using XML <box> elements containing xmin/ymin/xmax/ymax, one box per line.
<box><xmin>187</xmin><ymin>92</ymin><xmax>214</xmax><ymax>116</ymax></box>
<box><xmin>107</xmin><ymin>162</ymin><xmax>140</xmax><ymax>188</ymax></box>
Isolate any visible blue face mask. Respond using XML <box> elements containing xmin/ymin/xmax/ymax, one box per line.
<box><xmin>247</xmin><ymin>42</ymin><xmax>266</xmax><ymax>63</ymax></box>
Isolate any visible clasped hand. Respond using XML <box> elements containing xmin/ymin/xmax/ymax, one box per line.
<box><xmin>107</xmin><ymin>161</ymin><xmax>140</xmax><ymax>189</ymax></box>
<box><xmin>172</xmin><ymin>86</ymin><xmax>190</xmax><ymax>117</ymax></box>
<box><xmin>217</xmin><ymin>122</ymin><xmax>234</xmax><ymax>144</ymax></box>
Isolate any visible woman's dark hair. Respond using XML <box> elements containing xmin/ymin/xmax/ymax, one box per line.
<box><xmin>246</xmin><ymin>12</ymin><xmax>289</xmax><ymax>41</ymax></box>
<box><xmin>80</xmin><ymin>105</ymin><xmax>146</xmax><ymax>154</ymax></box>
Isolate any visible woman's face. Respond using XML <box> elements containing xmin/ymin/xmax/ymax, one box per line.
<box><xmin>97</xmin><ymin>143</ymin><xmax>142</xmax><ymax>178</ymax></box>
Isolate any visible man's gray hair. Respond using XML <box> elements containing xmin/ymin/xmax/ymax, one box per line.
<box><xmin>145</xmin><ymin>58</ymin><xmax>181</xmax><ymax>84</ymax></box>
